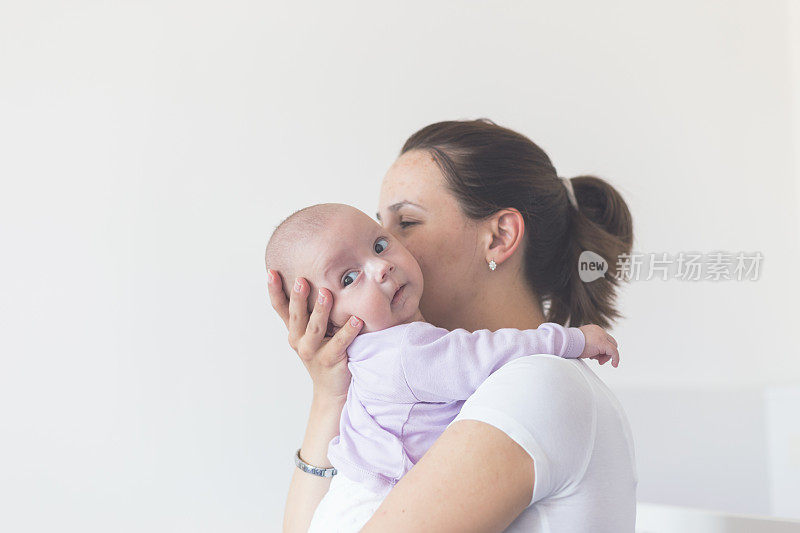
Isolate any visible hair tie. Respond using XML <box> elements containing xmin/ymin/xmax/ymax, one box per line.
<box><xmin>560</xmin><ymin>177</ymin><xmax>578</xmax><ymax>209</ymax></box>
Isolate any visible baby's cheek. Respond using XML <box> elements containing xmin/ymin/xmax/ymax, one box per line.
<box><xmin>328</xmin><ymin>302</ymin><xmax>352</xmax><ymax>328</ymax></box>
<box><xmin>325</xmin><ymin>320</ymin><xmax>340</xmax><ymax>337</ymax></box>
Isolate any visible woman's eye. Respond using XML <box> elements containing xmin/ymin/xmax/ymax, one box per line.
<box><xmin>374</xmin><ymin>237</ymin><xmax>389</xmax><ymax>253</ymax></box>
<box><xmin>398</xmin><ymin>220</ymin><xmax>418</xmax><ymax>228</ymax></box>
<box><xmin>342</xmin><ymin>270</ymin><xmax>359</xmax><ymax>287</ymax></box>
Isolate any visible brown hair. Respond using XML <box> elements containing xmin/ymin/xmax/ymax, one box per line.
<box><xmin>401</xmin><ymin>119</ymin><xmax>633</xmax><ymax>328</ymax></box>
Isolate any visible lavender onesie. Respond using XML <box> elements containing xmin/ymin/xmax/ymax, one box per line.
<box><xmin>326</xmin><ymin>321</ymin><xmax>585</xmax><ymax>495</ymax></box>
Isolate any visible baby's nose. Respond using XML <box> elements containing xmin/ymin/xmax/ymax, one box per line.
<box><xmin>373</xmin><ymin>260</ymin><xmax>394</xmax><ymax>282</ymax></box>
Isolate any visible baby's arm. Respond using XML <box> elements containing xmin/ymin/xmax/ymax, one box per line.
<box><xmin>400</xmin><ymin>323</ymin><xmax>584</xmax><ymax>403</ymax></box>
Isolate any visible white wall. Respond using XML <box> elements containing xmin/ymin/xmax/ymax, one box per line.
<box><xmin>1</xmin><ymin>1</ymin><xmax>798</xmax><ymax>530</ymax></box>
<box><xmin>792</xmin><ymin>0</ymin><xmax>800</xmax><ymax>238</ymax></box>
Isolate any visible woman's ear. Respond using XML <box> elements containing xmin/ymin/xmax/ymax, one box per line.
<box><xmin>483</xmin><ymin>208</ymin><xmax>525</xmax><ymax>268</ymax></box>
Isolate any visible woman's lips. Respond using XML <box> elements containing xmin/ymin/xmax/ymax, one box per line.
<box><xmin>391</xmin><ymin>284</ymin><xmax>406</xmax><ymax>305</ymax></box>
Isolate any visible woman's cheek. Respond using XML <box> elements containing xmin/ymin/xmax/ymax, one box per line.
<box><xmin>397</xmin><ymin>233</ymin><xmax>421</xmax><ymax>259</ymax></box>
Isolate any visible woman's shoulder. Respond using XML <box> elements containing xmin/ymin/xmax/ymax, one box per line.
<box><xmin>451</xmin><ymin>356</ymin><xmax>604</xmax><ymax>504</ymax></box>
<box><xmin>466</xmin><ymin>355</ymin><xmax>596</xmax><ymax>407</ymax></box>
<box><xmin>451</xmin><ymin>355</ymin><xmax>598</xmax><ymax>447</ymax></box>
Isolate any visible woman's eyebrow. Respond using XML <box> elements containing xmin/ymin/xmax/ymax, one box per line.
<box><xmin>376</xmin><ymin>201</ymin><xmax>425</xmax><ymax>221</ymax></box>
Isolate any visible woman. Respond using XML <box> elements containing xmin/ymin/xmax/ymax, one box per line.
<box><xmin>268</xmin><ymin>119</ymin><xmax>637</xmax><ymax>532</ymax></box>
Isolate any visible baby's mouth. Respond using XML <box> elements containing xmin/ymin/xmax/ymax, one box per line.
<box><xmin>391</xmin><ymin>284</ymin><xmax>406</xmax><ymax>305</ymax></box>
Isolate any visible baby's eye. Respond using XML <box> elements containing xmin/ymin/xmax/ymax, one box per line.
<box><xmin>342</xmin><ymin>270</ymin><xmax>359</xmax><ymax>287</ymax></box>
<box><xmin>374</xmin><ymin>237</ymin><xmax>389</xmax><ymax>254</ymax></box>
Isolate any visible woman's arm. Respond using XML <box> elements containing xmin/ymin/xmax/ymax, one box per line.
<box><xmin>266</xmin><ymin>270</ymin><xmax>363</xmax><ymax>532</ymax></box>
<box><xmin>363</xmin><ymin>356</ymin><xmax>603</xmax><ymax>531</ymax></box>
<box><xmin>362</xmin><ymin>419</ymin><xmax>534</xmax><ymax>532</ymax></box>
<box><xmin>283</xmin><ymin>393</ymin><xmax>346</xmax><ymax>533</ymax></box>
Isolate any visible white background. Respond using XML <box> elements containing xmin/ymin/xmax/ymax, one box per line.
<box><xmin>1</xmin><ymin>0</ymin><xmax>799</xmax><ymax>530</ymax></box>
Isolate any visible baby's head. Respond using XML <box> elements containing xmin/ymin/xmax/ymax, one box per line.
<box><xmin>265</xmin><ymin>203</ymin><xmax>424</xmax><ymax>335</ymax></box>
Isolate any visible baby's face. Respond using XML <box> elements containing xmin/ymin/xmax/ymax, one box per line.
<box><xmin>299</xmin><ymin>206</ymin><xmax>424</xmax><ymax>334</ymax></box>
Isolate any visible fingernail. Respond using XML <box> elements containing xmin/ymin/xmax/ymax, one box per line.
<box><xmin>350</xmin><ymin>316</ymin><xmax>361</xmax><ymax>328</ymax></box>
<box><xmin>317</xmin><ymin>290</ymin><xmax>325</xmax><ymax>305</ymax></box>
<box><xmin>294</xmin><ymin>279</ymin><xmax>302</xmax><ymax>292</ymax></box>
<box><xmin>267</xmin><ymin>270</ymin><xmax>275</xmax><ymax>284</ymax></box>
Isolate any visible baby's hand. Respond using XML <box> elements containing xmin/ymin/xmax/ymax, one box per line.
<box><xmin>578</xmin><ymin>325</ymin><xmax>620</xmax><ymax>368</ymax></box>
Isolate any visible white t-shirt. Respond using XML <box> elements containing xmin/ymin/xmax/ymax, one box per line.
<box><xmin>451</xmin><ymin>355</ymin><xmax>638</xmax><ymax>532</ymax></box>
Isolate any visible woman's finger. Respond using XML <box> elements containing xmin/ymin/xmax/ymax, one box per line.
<box><xmin>299</xmin><ymin>288</ymin><xmax>333</xmax><ymax>356</ymax></box>
<box><xmin>288</xmin><ymin>277</ymin><xmax>311</xmax><ymax>350</ymax></box>
<box><xmin>322</xmin><ymin>315</ymin><xmax>363</xmax><ymax>367</ymax></box>
<box><xmin>267</xmin><ymin>270</ymin><xmax>290</xmax><ymax>328</ymax></box>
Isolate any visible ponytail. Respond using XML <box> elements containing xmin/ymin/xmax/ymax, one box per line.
<box><xmin>548</xmin><ymin>175</ymin><xmax>633</xmax><ymax>328</ymax></box>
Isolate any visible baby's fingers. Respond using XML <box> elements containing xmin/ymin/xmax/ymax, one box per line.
<box><xmin>607</xmin><ymin>342</ymin><xmax>620</xmax><ymax>368</ymax></box>
<box><xmin>606</xmin><ymin>333</ymin><xmax>618</xmax><ymax>348</ymax></box>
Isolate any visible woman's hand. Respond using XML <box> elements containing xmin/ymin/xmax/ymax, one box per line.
<box><xmin>268</xmin><ymin>269</ymin><xmax>364</xmax><ymax>533</ymax></box>
<box><xmin>267</xmin><ymin>269</ymin><xmax>363</xmax><ymax>401</ymax></box>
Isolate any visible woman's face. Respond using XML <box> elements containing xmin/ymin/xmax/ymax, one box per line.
<box><xmin>377</xmin><ymin>150</ymin><xmax>483</xmax><ymax>329</ymax></box>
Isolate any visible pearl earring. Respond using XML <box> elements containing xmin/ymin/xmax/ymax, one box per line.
<box><xmin>488</xmin><ymin>259</ymin><xmax>497</xmax><ymax>271</ymax></box>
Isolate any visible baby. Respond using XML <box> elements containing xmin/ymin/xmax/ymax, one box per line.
<box><xmin>265</xmin><ymin>203</ymin><xmax>619</xmax><ymax>529</ymax></box>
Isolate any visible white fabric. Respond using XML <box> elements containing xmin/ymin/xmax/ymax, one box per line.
<box><xmin>307</xmin><ymin>473</ymin><xmax>385</xmax><ymax>533</ymax></box>
<box><xmin>308</xmin><ymin>354</ymin><xmax>637</xmax><ymax>532</ymax></box>
<box><xmin>451</xmin><ymin>354</ymin><xmax>638</xmax><ymax>532</ymax></box>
